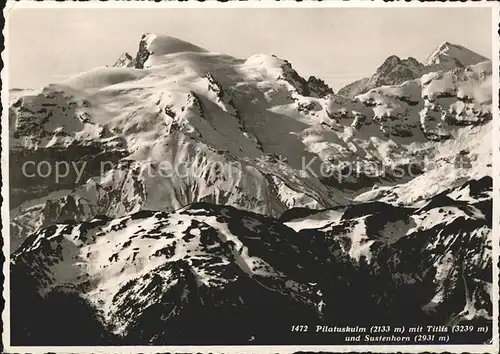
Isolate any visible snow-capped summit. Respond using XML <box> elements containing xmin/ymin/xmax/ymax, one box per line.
<box><xmin>339</xmin><ymin>42</ymin><xmax>490</xmax><ymax>98</ymax></box>
<box><xmin>140</xmin><ymin>33</ymin><xmax>208</xmax><ymax>56</ymax></box>
<box><xmin>133</xmin><ymin>33</ymin><xmax>208</xmax><ymax>68</ymax></box>
<box><xmin>307</xmin><ymin>76</ymin><xmax>334</xmax><ymax>98</ymax></box>
<box><xmin>367</xmin><ymin>55</ymin><xmax>425</xmax><ymax>87</ymax></box>
<box><xmin>338</xmin><ymin>55</ymin><xmax>425</xmax><ymax>98</ymax></box>
<box><xmin>425</xmin><ymin>41</ymin><xmax>489</xmax><ymax>68</ymax></box>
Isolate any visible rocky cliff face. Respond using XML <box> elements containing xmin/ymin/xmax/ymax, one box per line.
<box><xmin>338</xmin><ymin>42</ymin><xmax>489</xmax><ymax>99</ymax></box>
<box><xmin>425</xmin><ymin>41</ymin><xmax>489</xmax><ymax>68</ymax></box>
<box><xmin>338</xmin><ymin>55</ymin><xmax>425</xmax><ymax>98</ymax></box>
<box><xmin>113</xmin><ymin>53</ymin><xmax>135</xmax><ymax>68</ymax></box>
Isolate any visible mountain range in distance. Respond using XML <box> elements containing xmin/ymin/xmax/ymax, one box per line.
<box><xmin>337</xmin><ymin>41</ymin><xmax>489</xmax><ymax>98</ymax></box>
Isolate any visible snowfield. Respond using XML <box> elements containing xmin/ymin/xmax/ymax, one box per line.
<box><xmin>12</xmin><ymin>176</ymin><xmax>492</xmax><ymax>344</ymax></box>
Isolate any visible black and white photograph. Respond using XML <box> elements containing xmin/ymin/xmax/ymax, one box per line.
<box><xmin>2</xmin><ymin>2</ymin><xmax>499</xmax><ymax>352</ymax></box>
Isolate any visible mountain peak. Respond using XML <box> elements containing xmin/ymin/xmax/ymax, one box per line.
<box><xmin>364</xmin><ymin>54</ymin><xmax>423</xmax><ymax>89</ymax></box>
<box><xmin>133</xmin><ymin>33</ymin><xmax>209</xmax><ymax>69</ymax></box>
<box><xmin>425</xmin><ymin>40</ymin><xmax>488</xmax><ymax>67</ymax></box>
<box><xmin>139</xmin><ymin>33</ymin><xmax>207</xmax><ymax>56</ymax></box>
<box><xmin>384</xmin><ymin>54</ymin><xmax>402</xmax><ymax>63</ymax></box>
<box><xmin>438</xmin><ymin>40</ymin><xmax>453</xmax><ymax>48</ymax></box>
<box><xmin>112</xmin><ymin>52</ymin><xmax>135</xmax><ymax>68</ymax></box>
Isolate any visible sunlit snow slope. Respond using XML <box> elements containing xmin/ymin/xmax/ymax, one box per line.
<box><xmin>9</xmin><ymin>34</ymin><xmax>492</xmax><ymax>250</ymax></box>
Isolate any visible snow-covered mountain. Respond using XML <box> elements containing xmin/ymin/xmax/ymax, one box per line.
<box><xmin>11</xmin><ymin>176</ymin><xmax>492</xmax><ymax>345</ymax></box>
<box><xmin>425</xmin><ymin>41</ymin><xmax>489</xmax><ymax>68</ymax></box>
<box><xmin>8</xmin><ymin>33</ymin><xmax>493</xmax><ymax>345</ymax></box>
<box><xmin>338</xmin><ymin>41</ymin><xmax>490</xmax><ymax>98</ymax></box>
<box><xmin>338</xmin><ymin>56</ymin><xmax>425</xmax><ymax>98</ymax></box>
<box><xmin>9</xmin><ymin>34</ymin><xmax>492</xmax><ymax>249</ymax></box>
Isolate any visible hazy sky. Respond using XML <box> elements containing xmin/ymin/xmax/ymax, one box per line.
<box><xmin>8</xmin><ymin>7</ymin><xmax>493</xmax><ymax>91</ymax></box>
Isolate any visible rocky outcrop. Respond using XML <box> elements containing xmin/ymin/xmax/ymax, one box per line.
<box><xmin>307</xmin><ymin>76</ymin><xmax>334</xmax><ymax>98</ymax></box>
<box><xmin>338</xmin><ymin>55</ymin><xmax>425</xmax><ymax>98</ymax></box>
<box><xmin>339</xmin><ymin>42</ymin><xmax>489</xmax><ymax>99</ymax></box>
<box><xmin>134</xmin><ymin>33</ymin><xmax>151</xmax><ymax>69</ymax></box>
<box><xmin>277</xmin><ymin>58</ymin><xmax>311</xmax><ymax>96</ymax></box>
<box><xmin>113</xmin><ymin>52</ymin><xmax>135</xmax><ymax>68</ymax></box>
<box><xmin>368</xmin><ymin>55</ymin><xmax>425</xmax><ymax>87</ymax></box>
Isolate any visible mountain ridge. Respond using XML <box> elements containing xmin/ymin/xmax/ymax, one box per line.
<box><xmin>338</xmin><ymin>41</ymin><xmax>490</xmax><ymax>98</ymax></box>
<box><xmin>11</xmin><ymin>176</ymin><xmax>492</xmax><ymax>345</ymax></box>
